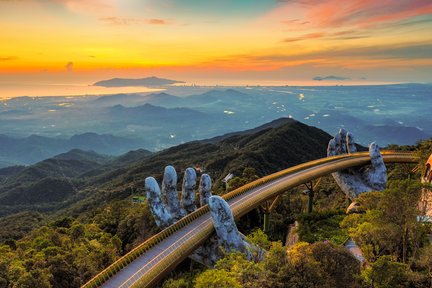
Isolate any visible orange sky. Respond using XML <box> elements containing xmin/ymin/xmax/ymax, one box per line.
<box><xmin>0</xmin><ymin>0</ymin><xmax>431</xmax><ymax>94</ymax></box>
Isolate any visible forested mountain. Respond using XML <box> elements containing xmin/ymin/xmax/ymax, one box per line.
<box><xmin>0</xmin><ymin>117</ymin><xmax>330</xmax><ymax>218</ymax></box>
<box><xmin>0</xmin><ymin>133</ymin><xmax>147</xmax><ymax>167</ymax></box>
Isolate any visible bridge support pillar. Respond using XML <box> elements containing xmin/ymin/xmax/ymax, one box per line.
<box><xmin>261</xmin><ymin>195</ymin><xmax>280</xmax><ymax>234</ymax></box>
<box><xmin>303</xmin><ymin>178</ymin><xmax>321</xmax><ymax>214</ymax></box>
<box><xmin>307</xmin><ymin>189</ymin><xmax>314</xmax><ymax>214</ymax></box>
<box><xmin>263</xmin><ymin>212</ymin><xmax>270</xmax><ymax>233</ymax></box>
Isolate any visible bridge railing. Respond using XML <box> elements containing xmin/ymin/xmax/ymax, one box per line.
<box><xmin>82</xmin><ymin>151</ymin><xmax>415</xmax><ymax>288</ymax></box>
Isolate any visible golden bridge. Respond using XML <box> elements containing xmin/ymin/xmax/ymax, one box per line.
<box><xmin>83</xmin><ymin>151</ymin><xmax>417</xmax><ymax>288</ymax></box>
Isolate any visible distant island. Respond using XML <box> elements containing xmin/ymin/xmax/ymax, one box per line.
<box><xmin>93</xmin><ymin>76</ymin><xmax>185</xmax><ymax>87</ymax></box>
<box><xmin>313</xmin><ymin>75</ymin><xmax>350</xmax><ymax>81</ymax></box>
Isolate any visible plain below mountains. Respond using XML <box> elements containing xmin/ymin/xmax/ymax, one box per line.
<box><xmin>1</xmin><ymin>85</ymin><xmax>430</xmax><ymax>155</ymax></box>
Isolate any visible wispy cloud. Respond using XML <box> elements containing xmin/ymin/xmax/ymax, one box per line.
<box><xmin>281</xmin><ymin>19</ymin><xmax>309</xmax><ymax>25</ymax></box>
<box><xmin>306</xmin><ymin>0</ymin><xmax>432</xmax><ymax>28</ymax></box>
<box><xmin>99</xmin><ymin>17</ymin><xmax>169</xmax><ymax>26</ymax></box>
<box><xmin>282</xmin><ymin>30</ymin><xmax>369</xmax><ymax>42</ymax></box>
<box><xmin>203</xmin><ymin>41</ymin><xmax>432</xmax><ymax>73</ymax></box>
<box><xmin>147</xmin><ymin>18</ymin><xmax>167</xmax><ymax>25</ymax></box>
<box><xmin>50</xmin><ymin>0</ymin><xmax>114</xmax><ymax>16</ymax></box>
<box><xmin>282</xmin><ymin>32</ymin><xmax>325</xmax><ymax>42</ymax></box>
<box><xmin>0</xmin><ymin>56</ymin><xmax>18</xmax><ymax>61</ymax></box>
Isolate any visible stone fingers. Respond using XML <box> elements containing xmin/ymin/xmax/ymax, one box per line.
<box><xmin>329</xmin><ymin>128</ymin><xmax>348</xmax><ymax>156</ymax></box>
<box><xmin>327</xmin><ymin>139</ymin><xmax>337</xmax><ymax>157</ymax></box>
<box><xmin>208</xmin><ymin>196</ymin><xmax>250</xmax><ymax>255</ymax></box>
<box><xmin>366</xmin><ymin>142</ymin><xmax>387</xmax><ymax>191</ymax></box>
<box><xmin>162</xmin><ymin>165</ymin><xmax>185</xmax><ymax>220</ymax></box>
<box><xmin>181</xmin><ymin>167</ymin><xmax>197</xmax><ymax>214</ymax></box>
<box><xmin>346</xmin><ymin>132</ymin><xmax>357</xmax><ymax>154</ymax></box>
<box><xmin>337</xmin><ymin>128</ymin><xmax>348</xmax><ymax>154</ymax></box>
<box><xmin>145</xmin><ymin>177</ymin><xmax>174</xmax><ymax>228</ymax></box>
<box><xmin>199</xmin><ymin>174</ymin><xmax>212</xmax><ymax>206</ymax></box>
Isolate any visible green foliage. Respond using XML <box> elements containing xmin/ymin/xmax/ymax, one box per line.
<box><xmin>246</xmin><ymin>228</ymin><xmax>271</xmax><ymax>250</ymax></box>
<box><xmin>297</xmin><ymin>210</ymin><xmax>349</xmax><ymax>244</ymax></box>
<box><xmin>227</xmin><ymin>167</ymin><xmax>259</xmax><ymax>191</ymax></box>
<box><xmin>355</xmin><ymin>191</ymin><xmax>383</xmax><ymax>211</ymax></box>
<box><xmin>162</xmin><ymin>278</ymin><xmax>191</xmax><ymax>288</ymax></box>
<box><xmin>362</xmin><ymin>256</ymin><xmax>412</xmax><ymax>288</ymax></box>
<box><xmin>0</xmin><ymin>211</ymin><xmax>45</xmax><ymax>243</ymax></box>
<box><xmin>415</xmin><ymin>139</ymin><xmax>432</xmax><ymax>170</ymax></box>
<box><xmin>194</xmin><ymin>269</ymin><xmax>242</xmax><ymax>288</ymax></box>
<box><xmin>342</xmin><ymin>179</ymin><xmax>427</xmax><ymax>263</ymax></box>
<box><xmin>411</xmin><ymin>245</ymin><xmax>432</xmax><ymax>287</ymax></box>
<box><xmin>88</xmin><ymin>200</ymin><xmax>157</xmax><ymax>251</ymax></box>
<box><xmin>284</xmin><ymin>241</ymin><xmax>361</xmax><ymax>288</ymax></box>
<box><xmin>0</xmin><ymin>222</ymin><xmax>121</xmax><ymax>288</ymax></box>
<box><xmin>192</xmin><ymin>240</ymin><xmax>360</xmax><ymax>288</ymax></box>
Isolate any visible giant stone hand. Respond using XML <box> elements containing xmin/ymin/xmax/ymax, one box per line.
<box><xmin>145</xmin><ymin>166</ymin><xmax>262</xmax><ymax>267</ymax></box>
<box><xmin>327</xmin><ymin>128</ymin><xmax>387</xmax><ymax>201</ymax></box>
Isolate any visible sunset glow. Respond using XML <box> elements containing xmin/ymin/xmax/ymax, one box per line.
<box><xmin>1</xmin><ymin>0</ymin><xmax>432</xmax><ymax>96</ymax></box>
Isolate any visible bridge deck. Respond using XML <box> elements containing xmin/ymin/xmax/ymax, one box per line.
<box><xmin>103</xmin><ymin>214</ymin><xmax>213</xmax><ymax>288</ymax></box>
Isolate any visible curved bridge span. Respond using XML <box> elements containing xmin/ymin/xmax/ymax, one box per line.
<box><xmin>83</xmin><ymin>151</ymin><xmax>417</xmax><ymax>288</ymax></box>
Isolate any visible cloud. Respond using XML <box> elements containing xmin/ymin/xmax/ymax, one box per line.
<box><xmin>147</xmin><ymin>18</ymin><xmax>167</xmax><ymax>25</ymax></box>
<box><xmin>202</xmin><ymin>42</ymin><xmax>432</xmax><ymax>73</ymax></box>
<box><xmin>65</xmin><ymin>61</ymin><xmax>73</xmax><ymax>72</ymax></box>
<box><xmin>282</xmin><ymin>30</ymin><xmax>370</xmax><ymax>43</ymax></box>
<box><xmin>281</xmin><ymin>19</ymin><xmax>309</xmax><ymax>24</ymax></box>
<box><xmin>313</xmin><ymin>75</ymin><xmax>350</xmax><ymax>81</ymax></box>
<box><xmin>326</xmin><ymin>43</ymin><xmax>432</xmax><ymax>59</ymax></box>
<box><xmin>99</xmin><ymin>17</ymin><xmax>169</xmax><ymax>26</ymax></box>
<box><xmin>267</xmin><ymin>42</ymin><xmax>432</xmax><ymax>62</ymax></box>
<box><xmin>50</xmin><ymin>0</ymin><xmax>114</xmax><ymax>16</ymax></box>
<box><xmin>283</xmin><ymin>32</ymin><xmax>325</xmax><ymax>42</ymax></box>
<box><xmin>0</xmin><ymin>56</ymin><xmax>18</xmax><ymax>61</ymax></box>
<box><xmin>307</xmin><ymin>0</ymin><xmax>432</xmax><ymax>28</ymax></box>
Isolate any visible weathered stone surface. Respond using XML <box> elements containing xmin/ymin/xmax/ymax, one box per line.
<box><xmin>162</xmin><ymin>165</ymin><xmax>185</xmax><ymax>219</ymax></box>
<box><xmin>189</xmin><ymin>236</ymin><xmax>223</xmax><ymax>267</ymax></box>
<box><xmin>199</xmin><ymin>174</ymin><xmax>212</xmax><ymax>206</ymax></box>
<box><xmin>181</xmin><ymin>168</ymin><xmax>197</xmax><ymax>214</ymax></box>
<box><xmin>208</xmin><ymin>196</ymin><xmax>250</xmax><ymax>255</ymax></box>
<box><xmin>207</xmin><ymin>196</ymin><xmax>265</xmax><ymax>261</ymax></box>
<box><xmin>145</xmin><ymin>177</ymin><xmax>173</xmax><ymax>228</ymax></box>
<box><xmin>328</xmin><ymin>129</ymin><xmax>387</xmax><ymax>200</ymax></box>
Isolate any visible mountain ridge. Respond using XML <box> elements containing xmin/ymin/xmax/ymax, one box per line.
<box><xmin>0</xmin><ymin>118</ymin><xmax>331</xmax><ymax>218</ymax></box>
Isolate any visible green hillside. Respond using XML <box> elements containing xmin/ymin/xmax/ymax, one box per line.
<box><xmin>0</xmin><ymin>119</ymin><xmax>427</xmax><ymax>288</ymax></box>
